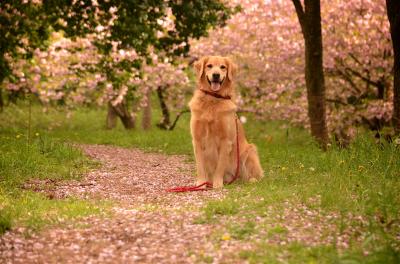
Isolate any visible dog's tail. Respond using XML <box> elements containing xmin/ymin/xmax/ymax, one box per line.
<box><xmin>240</xmin><ymin>144</ymin><xmax>264</xmax><ymax>182</ymax></box>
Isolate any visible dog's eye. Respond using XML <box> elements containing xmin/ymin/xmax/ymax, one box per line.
<box><xmin>220</xmin><ymin>65</ymin><xmax>226</xmax><ymax>69</ymax></box>
<box><xmin>207</xmin><ymin>64</ymin><xmax>213</xmax><ymax>68</ymax></box>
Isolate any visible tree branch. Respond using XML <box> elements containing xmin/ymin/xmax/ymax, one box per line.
<box><xmin>334</xmin><ymin>57</ymin><xmax>381</xmax><ymax>91</ymax></box>
<box><xmin>344</xmin><ymin>67</ymin><xmax>382</xmax><ymax>88</ymax></box>
<box><xmin>156</xmin><ymin>85</ymin><xmax>171</xmax><ymax>128</ymax></box>
<box><xmin>326</xmin><ymin>98</ymin><xmax>348</xmax><ymax>106</ymax></box>
<box><xmin>291</xmin><ymin>0</ymin><xmax>306</xmax><ymax>34</ymax></box>
<box><xmin>335</xmin><ymin>68</ymin><xmax>362</xmax><ymax>94</ymax></box>
<box><xmin>167</xmin><ymin>109</ymin><xmax>190</xmax><ymax>131</ymax></box>
<box><xmin>348</xmin><ymin>53</ymin><xmax>364</xmax><ymax>67</ymax></box>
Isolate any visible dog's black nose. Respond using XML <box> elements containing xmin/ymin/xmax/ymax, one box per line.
<box><xmin>212</xmin><ymin>73</ymin><xmax>220</xmax><ymax>80</ymax></box>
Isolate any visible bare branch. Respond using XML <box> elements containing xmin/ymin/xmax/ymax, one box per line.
<box><xmin>344</xmin><ymin>67</ymin><xmax>382</xmax><ymax>88</ymax></box>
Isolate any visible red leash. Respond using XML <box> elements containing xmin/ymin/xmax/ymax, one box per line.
<box><xmin>166</xmin><ymin>181</ymin><xmax>213</xmax><ymax>193</ymax></box>
<box><xmin>166</xmin><ymin>117</ymin><xmax>240</xmax><ymax>192</ymax></box>
<box><xmin>227</xmin><ymin>116</ymin><xmax>240</xmax><ymax>185</ymax></box>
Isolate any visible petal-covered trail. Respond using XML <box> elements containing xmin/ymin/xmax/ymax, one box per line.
<box><xmin>0</xmin><ymin>145</ymin><xmax>247</xmax><ymax>263</ymax></box>
<box><xmin>43</xmin><ymin>144</ymin><xmax>225</xmax><ymax>206</ymax></box>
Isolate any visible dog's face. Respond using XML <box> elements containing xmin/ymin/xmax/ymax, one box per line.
<box><xmin>194</xmin><ymin>56</ymin><xmax>237</xmax><ymax>92</ymax></box>
<box><xmin>204</xmin><ymin>57</ymin><xmax>228</xmax><ymax>92</ymax></box>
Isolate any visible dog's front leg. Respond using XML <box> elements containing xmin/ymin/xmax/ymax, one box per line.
<box><xmin>213</xmin><ymin>139</ymin><xmax>232</xmax><ymax>188</ymax></box>
<box><xmin>192</xmin><ymin>139</ymin><xmax>208</xmax><ymax>185</ymax></box>
<box><xmin>191</xmin><ymin>119</ymin><xmax>209</xmax><ymax>186</ymax></box>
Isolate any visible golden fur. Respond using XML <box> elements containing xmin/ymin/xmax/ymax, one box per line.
<box><xmin>189</xmin><ymin>56</ymin><xmax>264</xmax><ymax>188</ymax></box>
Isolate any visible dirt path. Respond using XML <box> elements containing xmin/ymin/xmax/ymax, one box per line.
<box><xmin>0</xmin><ymin>145</ymin><xmax>249</xmax><ymax>263</ymax></box>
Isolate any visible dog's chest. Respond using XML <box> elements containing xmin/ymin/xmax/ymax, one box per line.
<box><xmin>194</xmin><ymin>117</ymin><xmax>222</xmax><ymax>135</ymax></box>
<box><xmin>192</xmin><ymin>113</ymin><xmax>234</xmax><ymax>143</ymax></box>
<box><xmin>198</xmin><ymin>120</ymin><xmax>222</xmax><ymax>154</ymax></box>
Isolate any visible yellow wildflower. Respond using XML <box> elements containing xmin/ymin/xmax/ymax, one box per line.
<box><xmin>221</xmin><ymin>233</ymin><xmax>231</xmax><ymax>241</ymax></box>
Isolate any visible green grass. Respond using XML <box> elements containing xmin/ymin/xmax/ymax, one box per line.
<box><xmin>239</xmin><ymin>242</ymin><xmax>400</xmax><ymax>264</ymax></box>
<box><xmin>1</xmin><ymin>102</ymin><xmax>399</xmax><ymax>262</ymax></box>
<box><xmin>0</xmin><ymin>107</ymin><xmax>109</xmax><ymax>233</ymax></box>
<box><xmin>204</xmin><ymin>198</ymin><xmax>240</xmax><ymax>219</ymax></box>
<box><xmin>230</xmin><ymin>220</ymin><xmax>256</xmax><ymax>240</ymax></box>
<box><xmin>0</xmin><ymin>102</ymin><xmax>193</xmax><ymax>155</ymax></box>
<box><xmin>0</xmin><ymin>191</ymin><xmax>107</xmax><ymax>232</ymax></box>
<box><xmin>202</xmin><ymin>121</ymin><xmax>400</xmax><ymax>262</ymax></box>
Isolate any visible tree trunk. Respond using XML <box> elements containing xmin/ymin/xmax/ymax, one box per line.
<box><xmin>141</xmin><ymin>90</ymin><xmax>152</xmax><ymax>130</ymax></box>
<box><xmin>386</xmin><ymin>0</ymin><xmax>400</xmax><ymax>134</ymax></box>
<box><xmin>106</xmin><ymin>101</ymin><xmax>136</xmax><ymax>130</ymax></box>
<box><xmin>156</xmin><ymin>86</ymin><xmax>171</xmax><ymax>129</ymax></box>
<box><xmin>377</xmin><ymin>83</ymin><xmax>385</xmax><ymax>100</ymax></box>
<box><xmin>116</xmin><ymin>102</ymin><xmax>136</xmax><ymax>129</ymax></box>
<box><xmin>106</xmin><ymin>103</ymin><xmax>118</xmax><ymax>129</ymax></box>
<box><xmin>8</xmin><ymin>90</ymin><xmax>18</xmax><ymax>104</ymax></box>
<box><xmin>292</xmin><ymin>0</ymin><xmax>329</xmax><ymax>149</ymax></box>
<box><xmin>119</xmin><ymin>113</ymin><xmax>136</xmax><ymax>129</ymax></box>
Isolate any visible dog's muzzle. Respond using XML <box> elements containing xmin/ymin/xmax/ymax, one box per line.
<box><xmin>207</xmin><ymin>76</ymin><xmax>224</xmax><ymax>91</ymax></box>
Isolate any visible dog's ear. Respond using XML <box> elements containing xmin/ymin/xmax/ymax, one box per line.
<box><xmin>193</xmin><ymin>56</ymin><xmax>208</xmax><ymax>81</ymax></box>
<box><xmin>227</xmin><ymin>58</ymin><xmax>238</xmax><ymax>81</ymax></box>
<box><xmin>226</xmin><ymin>58</ymin><xmax>238</xmax><ymax>81</ymax></box>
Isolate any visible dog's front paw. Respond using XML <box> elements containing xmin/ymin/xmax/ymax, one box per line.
<box><xmin>213</xmin><ymin>180</ymin><xmax>224</xmax><ymax>189</ymax></box>
<box><xmin>196</xmin><ymin>180</ymin><xmax>206</xmax><ymax>186</ymax></box>
<box><xmin>249</xmin><ymin>178</ymin><xmax>258</xmax><ymax>183</ymax></box>
<box><xmin>196</xmin><ymin>176</ymin><xmax>209</xmax><ymax>186</ymax></box>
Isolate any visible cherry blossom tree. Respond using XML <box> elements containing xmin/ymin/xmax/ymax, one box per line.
<box><xmin>0</xmin><ymin>0</ymin><xmax>62</xmax><ymax>109</ymax></box>
<box><xmin>139</xmin><ymin>55</ymin><xmax>191</xmax><ymax>130</ymax></box>
<box><xmin>3</xmin><ymin>31</ymin><xmax>191</xmax><ymax>130</ymax></box>
<box><xmin>3</xmin><ymin>32</ymin><xmax>104</xmax><ymax>107</ymax></box>
<box><xmin>324</xmin><ymin>0</ymin><xmax>393</xmax><ymax>142</ymax></box>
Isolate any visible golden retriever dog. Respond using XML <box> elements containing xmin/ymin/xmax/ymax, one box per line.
<box><xmin>188</xmin><ymin>56</ymin><xmax>264</xmax><ymax>188</ymax></box>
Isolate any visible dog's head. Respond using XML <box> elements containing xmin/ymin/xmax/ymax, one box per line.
<box><xmin>194</xmin><ymin>56</ymin><xmax>237</xmax><ymax>92</ymax></box>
